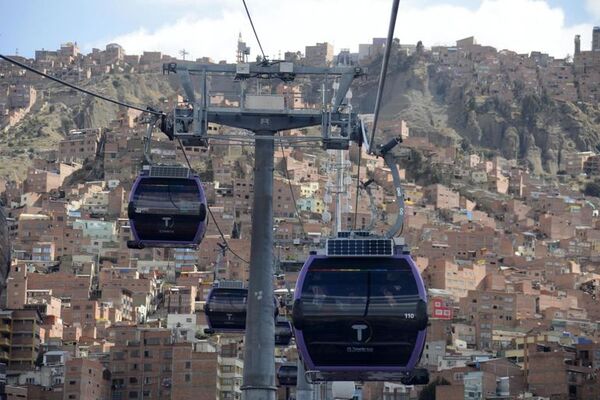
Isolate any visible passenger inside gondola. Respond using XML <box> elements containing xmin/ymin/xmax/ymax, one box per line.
<box><xmin>382</xmin><ymin>287</ymin><xmax>398</xmax><ymax>306</ymax></box>
<box><xmin>294</xmin><ymin>256</ymin><xmax>427</xmax><ymax>371</ymax></box>
<box><xmin>309</xmin><ymin>285</ymin><xmax>327</xmax><ymax>306</ymax></box>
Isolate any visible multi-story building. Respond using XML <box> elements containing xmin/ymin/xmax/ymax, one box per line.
<box><xmin>171</xmin><ymin>342</ymin><xmax>219</xmax><ymax>400</ymax></box>
<box><xmin>16</xmin><ymin>214</ymin><xmax>52</xmax><ymax>255</ymax></box>
<box><xmin>24</xmin><ymin>168</ymin><xmax>62</xmax><ymax>194</ymax></box>
<box><xmin>218</xmin><ymin>340</ymin><xmax>243</xmax><ymax>400</ymax></box>
<box><xmin>0</xmin><ymin>311</ymin><xmax>11</xmax><ymax>366</ymax></box>
<box><xmin>422</xmin><ymin>259</ymin><xmax>487</xmax><ymax>301</ymax></box>
<box><xmin>0</xmin><ymin>207</ymin><xmax>10</xmax><ymax>304</ymax></box>
<box><xmin>109</xmin><ymin>327</ymin><xmax>175</xmax><ymax>400</ymax></box>
<box><xmin>63</xmin><ymin>358</ymin><xmax>110</xmax><ymax>400</ymax></box>
<box><xmin>424</xmin><ymin>184</ymin><xmax>460</xmax><ymax>210</ymax></box>
<box><xmin>304</xmin><ymin>42</ymin><xmax>334</xmax><ymax>67</ymax></box>
<box><xmin>165</xmin><ymin>286</ymin><xmax>197</xmax><ymax>314</ymax></box>
<box><xmin>58</xmin><ymin>129</ymin><xmax>101</xmax><ymax>163</ymax></box>
<box><xmin>459</xmin><ymin>290</ymin><xmax>536</xmax><ymax>349</ymax></box>
<box><xmin>108</xmin><ymin>327</ymin><xmax>221</xmax><ymax>400</ymax></box>
<box><xmin>0</xmin><ymin>309</ymin><xmax>43</xmax><ymax>372</ymax></box>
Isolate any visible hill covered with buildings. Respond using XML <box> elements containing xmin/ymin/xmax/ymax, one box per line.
<box><xmin>2</xmin><ymin>34</ymin><xmax>600</xmax><ymax>399</ymax></box>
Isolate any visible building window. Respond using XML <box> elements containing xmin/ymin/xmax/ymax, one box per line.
<box><xmin>185</xmin><ymin>374</ymin><xmax>191</xmax><ymax>382</ymax></box>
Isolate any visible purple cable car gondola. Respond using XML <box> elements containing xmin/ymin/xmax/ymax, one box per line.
<box><xmin>127</xmin><ymin>166</ymin><xmax>207</xmax><ymax>249</ymax></box>
<box><xmin>292</xmin><ymin>238</ymin><xmax>428</xmax><ymax>382</ymax></box>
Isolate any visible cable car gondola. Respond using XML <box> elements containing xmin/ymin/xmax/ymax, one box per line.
<box><xmin>127</xmin><ymin>165</ymin><xmax>207</xmax><ymax>249</ymax></box>
<box><xmin>204</xmin><ymin>286</ymin><xmax>248</xmax><ymax>333</ymax></box>
<box><xmin>275</xmin><ymin>318</ymin><xmax>293</xmax><ymax>347</ymax></box>
<box><xmin>204</xmin><ymin>283</ymin><xmax>279</xmax><ymax>334</ymax></box>
<box><xmin>277</xmin><ymin>363</ymin><xmax>298</xmax><ymax>387</ymax></box>
<box><xmin>292</xmin><ymin>238</ymin><xmax>428</xmax><ymax>382</ymax></box>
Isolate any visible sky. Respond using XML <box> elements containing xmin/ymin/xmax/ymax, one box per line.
<box><xmin>0</xmin><ymin>0</ymin><xmax>599</xmax><ymax>62</ymax></box>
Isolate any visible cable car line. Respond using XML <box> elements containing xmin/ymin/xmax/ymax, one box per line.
<box><xmin>368</xmin><ymin>0</ymin><xmax>401</xmax><ymax>151</ymax></box>
<box><xmin>207</xmin><ymin>205</ymin><xmax>250</xmax><ymax>264</ymax></box>
<box><xmin>241</xmin><ymin>0</ymin><xmax>268</xmax><ymax>62</ymax></box>
<box><xmin>0</xmin><ymin>54</ymin><xmax>164</xmax><ymax>116</ymax></box>
<box><xmin>278</xmin><ymin>133</ymin><xmax>307</xmax><ymax>238</ymax></box>
<box><xmin>176</xmin><ymin>137</ymin><xmax>250</xmax><ymax>264</ymax></box>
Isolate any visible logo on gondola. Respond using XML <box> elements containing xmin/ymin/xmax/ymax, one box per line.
<box><xmin>162</xmin><ymin>217</ymin><xmax>175</xmax><ymax>228</ymax></box>
<box><xmin>349</xmin><ymin>320</ymin><xmax>372</xmax><ymax>343</ymax></box>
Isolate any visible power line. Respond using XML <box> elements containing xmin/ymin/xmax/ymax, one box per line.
<box><xmin>278</xmin><ymin>134</ymin><xmax>306</xmax><ymax>238</ymax></box>
<box><xmin>177</xmin><ymin>138</ymin><xmax>250</xmax><ymax>265</ymax></box>
<box><xmin>0</xmin><ymin>54</ymin><xmax>163</xmax><ymax>116</ymax></box>
<box><xmin>241</xmin><ymin>0</ymin><xmax>267</xmax><ymax>62</ymax></box>
<box><xmin>368</xmin><ymin>0</ymin><xmax>400</xmax><ymax>150</ymax></box>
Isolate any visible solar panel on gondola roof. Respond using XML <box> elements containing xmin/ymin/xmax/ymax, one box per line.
<box><xmin>148</xmin><ymin>165</ymin><xmax>191</xmax><ymax>178</ymax></box>
<box><xmin>326</xmin><ymin>238</ymin><xmax>393</xmax><ymax>257</ymax></box>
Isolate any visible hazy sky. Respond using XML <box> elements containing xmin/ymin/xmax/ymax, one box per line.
<box><xmin>1</xmin><ymin>0</ymin><xmax>599</xmax><ymax>61</ymax></box>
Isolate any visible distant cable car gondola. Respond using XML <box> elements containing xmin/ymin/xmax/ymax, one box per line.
<box><xmin>277</xmin><ymin>363</ymin><xmax>298</xmax><ymax>387</ymax></box>
<box><xmin>275</xmin><ymin>318</ymin><xmax>293</xmax><ymax>347</ymax></box>
<box><xmin>292</xmin><ymin>237</ymin><xmax>428</xmax><ymax>382</ymax></box>
<box><xmin>127</xmin><ymin>165</ymin><xmax>207</xmax><ymax>249</ymax></box>
<box><xmin>204</xmin><ymin>283</ymin><xmax>279</xmax><ymax>334</ymax></box>
<box><xmin>204</xmin><ymin>285</ymin><xmax>248</xmax><ymax>334</ymax></box>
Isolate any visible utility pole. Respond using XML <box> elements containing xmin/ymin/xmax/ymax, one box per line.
<box><xmin>163</xmin><ymin>61</ymin><xmax>363</xmax><ymax>400</ymax></box>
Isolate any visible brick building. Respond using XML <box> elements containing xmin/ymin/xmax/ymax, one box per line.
<box><xmin>58</xmin><ymin>129</ymin><xmax>101</xmax><ymax>163</ymax></box>
<box><xmin>304</xmin><ymin>42</ymin><xmax>333</xmax><ymax>67</ymax></box>
<box><xmin>62</xmin><ymin>358</ymin><xmax>110</xmax><ymax>400</ymax></box>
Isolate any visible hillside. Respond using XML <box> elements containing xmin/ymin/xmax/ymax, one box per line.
<box><xmin>5</xmin><ymin>48</ymin><xmax>600</xmax><ymax>178</ymax></box>
<box><xmin>0</xmin><ymin>72</ymin><xmax>179</xmax><ymax>179</ymax></box>
<box><xmin>354</xmin><ymin>49</ymin><xmax>600</xmax><ymax>175</ymax></box>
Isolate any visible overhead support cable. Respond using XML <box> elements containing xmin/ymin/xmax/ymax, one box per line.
<box><xmin>368</xmin><ymin>0</ymin><xmax>401</xmax><ymax>150</ymax></box>
<box><xmin>176</xmin><ymin>138</ymin><xmax>250</xmax><ymax>265</ymax></box>
<box><xmin>241</xmin><ymin>0</ymin><xmax>268</xmax><ymax>62</ymax></box>
<box><xmin>278</xmin><ymin>133</ymin><xmax>307</xmax><ymax>238</ymax></box>
<box><xmin>0</xmin><ymin>54</ymin><xmax>164</xmax><ymax>116</ymax></box>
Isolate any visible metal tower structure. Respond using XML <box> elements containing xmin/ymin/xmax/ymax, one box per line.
<box><xmin>163</xmin><ymin>60</ymin><xmax>364</xmax><ymax>400</ymax></box>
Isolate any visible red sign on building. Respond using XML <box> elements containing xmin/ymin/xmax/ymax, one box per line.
<box><xmin>431</xmin><ymin>297</ymin><xmax>452</xmax><ymax>320</ymax></box>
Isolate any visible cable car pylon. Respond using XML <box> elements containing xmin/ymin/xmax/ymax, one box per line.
<box><xmin>163</xmin><ymin>60</ymin><xmax>364</xmax><ymax>400</ymax></box>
